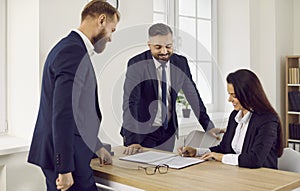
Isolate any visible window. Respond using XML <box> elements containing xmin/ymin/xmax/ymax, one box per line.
<box><xmin>153</xmin><ymin>0</ymin><xmax>168</xmax><ymax>23</ymax></box>
<box><xmin>153</xmin><ymin>0</ymin><xmax>217</xmax><ymax>110</ymax></box>
<box><xmin>0</xmin><ymin>0</ymin><xmax>7</xmax><ymax>134</ymax></box>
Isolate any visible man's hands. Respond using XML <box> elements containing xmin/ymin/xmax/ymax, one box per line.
<box><xmin>96</xmin><ymin>147</ymin><xmax>112</xmax><ymax>166</ymax></box>
<box><xmin>123</xmin><ymin>144</ymin><xmax>143</xmax><ymax>155</ymax></box>
<box><xmin>56</xmin><ymin>172</ymin><xmax>74</xmax><ymax>191</ymax></box>
<box><xmin>208</xmin><ymin>127</ymin><xmax>226</xmax><ymax>140</ymax></box>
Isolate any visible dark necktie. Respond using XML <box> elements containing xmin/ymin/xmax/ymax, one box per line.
<box><xmin>161</xmin><ymin>63</ymin><xmax>168</xmax><ymax>129</ymax></box>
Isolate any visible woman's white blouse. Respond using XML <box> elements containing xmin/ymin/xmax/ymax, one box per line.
<box><xmin>222</xmin><ymin>110</ymin><xmax>252</xmax><ymax>165</ymax></box>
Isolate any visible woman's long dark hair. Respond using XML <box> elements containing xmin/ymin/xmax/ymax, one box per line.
<box><xmin>226</xmin><ymin>69</ymin><xmax>283</xmax><ymax>157</ymax></box>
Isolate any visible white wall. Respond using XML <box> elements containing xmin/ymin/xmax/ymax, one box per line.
<box><xmin>7</xmin><ymin>0</ymin><xmax>40</xmax><ymax>139</ymax></box>
<box><xmin>0</xmin><ymin>0</ymin><xmax>6</xmax><ymax>134</ymax></box>
<box><xmin>294</xmin><ymin>0</ymin><xmax>300</xmax><ymax>54</ymax></box>
<box><xmin>217</xmin><ymin>0</ymin><xmax>251</xmax><ymax>78</ymax></box>
<box><xmin>274</xmin><ymin>0</ymin><xmax>294</xmax><ymax>123</ymax></box>
<box><xmin>218</xmin><ymin>0</ymin><xmax>296</xmax><ymax>120</ymax></box>
<box><xmin>249</xmin><ymin>0</ymin><xmax>277</xmax><ymax>107</ymax></box>
<box><xmin>3</xmin><ymin>1</ymin><xmax>44</xmax><ymax>190</ymax></box>
<box><xmin>217</xmin><ymin>0</ymin><xmax>251</xmax><ymax>113</ymax></box>
<box><xmin>39</xmin><ymin>0</ymin><xmax>86</xmax><ymax>78</ymax></box>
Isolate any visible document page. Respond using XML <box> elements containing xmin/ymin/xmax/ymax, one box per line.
<box><xmin>120</xmin><ymin>151</ymin><xmax>177</xmax><ymax>164</ymax></box>
<box><xmin>150</xmin><ymin>155</ymin><xmax>204</xmax><ymax>169</ymax></box>
<box><xmin>119</xmin><ymin>151</ymin><xmax>204</xmax><ymax>169</ymax></box>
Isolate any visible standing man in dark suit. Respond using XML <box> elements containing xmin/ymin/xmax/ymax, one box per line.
<box><xmin>28</xmin><ymin>1</ymin><xmax>120</xmax><ymax>191</ymax></box>
<box><xmin>121</xmin><ymin>23</ymin><xmax>224</xmax><ymax>154</ymax></box>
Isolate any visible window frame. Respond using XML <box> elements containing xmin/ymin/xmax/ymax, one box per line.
<box><xmin>153</xmin><ymin>0</ymin><xmax>218</xmax><ymax>111</ymax></box>
<box><xmin>0</xmin><ymin>0</ymin><xmax>7</xmax><ymax>134</ymax></box>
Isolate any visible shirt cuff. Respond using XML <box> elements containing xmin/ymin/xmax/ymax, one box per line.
<box><xmin>196</xmin><ymin>148</ymin><xmax>211</xmax><ymax>156</ymax></box>
<box><xmin>221</xmin><ymin>154</ymin><xmax>240</xmax><ymax>166</ymax></box>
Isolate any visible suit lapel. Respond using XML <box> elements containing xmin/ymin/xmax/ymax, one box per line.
<box><xmin>145</xmin><ymin>52</ymin><xmax>158</xmax><ymax>98</ymax></box>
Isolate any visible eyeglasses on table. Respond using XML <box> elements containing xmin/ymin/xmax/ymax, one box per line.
<box><xmin>138</xmin><ymin>164</ymin><xmax>169</xmax><ymax>175</ymax></box>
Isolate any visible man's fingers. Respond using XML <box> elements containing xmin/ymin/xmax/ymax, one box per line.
<box><xmin>137</xmin><ymin>147</ymin><xmax>143</xmax><ymax>153</ymax></box>
<box><xmin>99</xmin><ymin>157</ymin><xmax>104</xmax><ymax>166</ymax></box>
<box><xmin>124</xmin><ymin>147</ymin><xmax>139</xmax><ymax>155</ymax></box>
<box><xmin>103</xmin><ymin>157</ymin><xmax>112</xmax><ymax>165</ymax></box>
<box><xmin>133</xmin><ymin>147</ymin><xmax>139</xmax><ymax>154</ymax></box>
<box><xmin>60</xmin><ymin>185</ymin><xmax>72</xmax><ymax>191</ymax></box>
<box><xmin>56</xmin><ymin>184</ymin><xmax>69</xmax><ymax>190</ymax></box>
<box><xmin>99</xmin><ymin>153</ymin><xmax>112</xmax><ymax>166</ymax></box>
<box><xmin>124</xmin><ymin>144</ymin><xmax>143</xmax><ymax>155</ymax></box>
<box><xmin>123</xmin><ymin>148</ymin><xmax>128</xmax><ymax>155</ymax></box>
<box><xmin>56</xmin><ymin>185</ymin><xmax>63</xmax><ymax>190</ymax></box>
<box><xmin>220</xmin><ymin>128</ymin><xmax>226</xmax><ymax>133</ymax></box>
<box><xmin>56</xmin><ymin>178</ymin><xmax>64</xmax><ymax>190</ymax></box>
<box><xmin>106</xmin><ymin>159</ymin><xmax>112</xmax><ymax>164</ymax></box>
<box><xmin>124</xmin><ymin>147</ymin><xmax>131</xmax><ymax>155</ymax></box>
<box><xmin>128</xmin><ymin>147</ymin><xmax>132</xmax><ymax>154</ymax></box>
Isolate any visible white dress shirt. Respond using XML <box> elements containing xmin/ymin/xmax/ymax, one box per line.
<box><xmin>72</xmin><ymin>29</ymin><xmax>95</xmax><ymax>57</ymax></box>
<box><xmin>152</xmin><ymin>57</ymin><xmax>172</xmax><ymax>127</ymax></box>
<box><xmin>222</xmin><ymin>110</ymin><xmax>252</xmax><ymax>165</ymax></box>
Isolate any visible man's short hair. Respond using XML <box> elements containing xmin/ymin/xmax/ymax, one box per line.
<box><xmin>81</xmin><ymin>0</ymin><xmax>120</xmax><ymax>22</ymax></box>
<box><xmin>148</xmin><ymin>23</ymin><xmax>173</xmax><ymax>38</ymax></box>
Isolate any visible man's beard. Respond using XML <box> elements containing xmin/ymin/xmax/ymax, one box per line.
<box><xmin>154</xmin><ymin>53</ymin><xmax>172</xmax><ymax>63</ymax></box>
<box><xmin>92</xmin><ymin>29</ymin><xmax>107</xmax><ymax>54</ymax></box>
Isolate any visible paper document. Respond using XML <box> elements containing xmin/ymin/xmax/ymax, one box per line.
<box><xmin>119</xmin><ymin>151</ymin><xmax>204</xmax><ymax>169</ymax></box>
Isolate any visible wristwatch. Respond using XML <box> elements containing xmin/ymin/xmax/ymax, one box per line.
<box><xmin>106</xmin><ymin>0</ymin><xmax>119</xmax><ymax>9</ymax></box>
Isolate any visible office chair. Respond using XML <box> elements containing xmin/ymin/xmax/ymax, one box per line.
<box><xmin>278</xmin><ymin>147</ymin><xmax>300</xmax><ymax>173</ymax></box>
<box><xmin>184</xmin><ymin>130</ymin><xmax>222</xmax><ymax>148</ymax></box>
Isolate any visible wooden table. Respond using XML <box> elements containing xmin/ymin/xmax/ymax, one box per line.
<box><xmin>91</xmin><ymin>146</ymin><xmax>300</xmax><ymax>191</ymax></box>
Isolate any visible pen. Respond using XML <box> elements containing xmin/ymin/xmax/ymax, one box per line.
<box><xmin>182</xmin><ymin>136</ymin><xmax>188</xmax><ymax>157</ymax></box>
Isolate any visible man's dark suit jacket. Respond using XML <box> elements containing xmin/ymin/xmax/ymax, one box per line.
<box><xmin>210</xmin><ymin>110</ymin><xmax>280</xmax><ymax>169</ymax></box>
<box><xmin>120</xmin><ymin>50</ymin><xmax>214</xmax><ymax>146</ymax></box>
<box><xmin>28</xmin><ymin>31</ymin><xmax>103</xmax><ymax>173</ymax></box>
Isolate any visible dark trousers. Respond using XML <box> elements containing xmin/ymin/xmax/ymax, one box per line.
<box><xmin>141</xmin><ymin>125</ymin><xmax>176</xmax><ymax>152</ymax></box>
<box><xmin>42</xmin><ymin>136</ymin><xmax>98</xmax><ymax>191</ymax></box>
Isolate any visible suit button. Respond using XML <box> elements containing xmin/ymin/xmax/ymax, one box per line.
<box><xmin>56</xmin><ymin>154</ymin><xmax>61</xmax><ymax>165</ymax></box>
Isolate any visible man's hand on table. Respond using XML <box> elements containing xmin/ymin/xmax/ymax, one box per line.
<box><xmin>123</xmin><ymin>144</ymin><xmax>143</xmax><ymax>155</ymax></box>
<box><xmin>96</xmin><ymin>147</ymin><xmax>112</xmax><ymax>167</ymax></box>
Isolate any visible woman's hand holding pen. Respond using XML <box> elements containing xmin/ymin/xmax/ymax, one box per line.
<box><xmin>178</xmin><ymin>146</ymin><xmax>196</xmax><ymax>157</ymax></box>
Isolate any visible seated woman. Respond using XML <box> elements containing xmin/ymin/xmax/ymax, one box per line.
<box><xmin>179</xmin><ymin>69</ymin><xmax>283</xmax><ymax>169</ymax></box>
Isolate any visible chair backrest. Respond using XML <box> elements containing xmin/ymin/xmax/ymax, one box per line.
<box><xmin>278</xmin><ymin>147</ymin><xmax>300</xmax><ymax>173</ymax></box>
<box><xmin>185</xmin><ymin>130</ymin><xmax>221</xmax><ymax>148</ymax></box>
